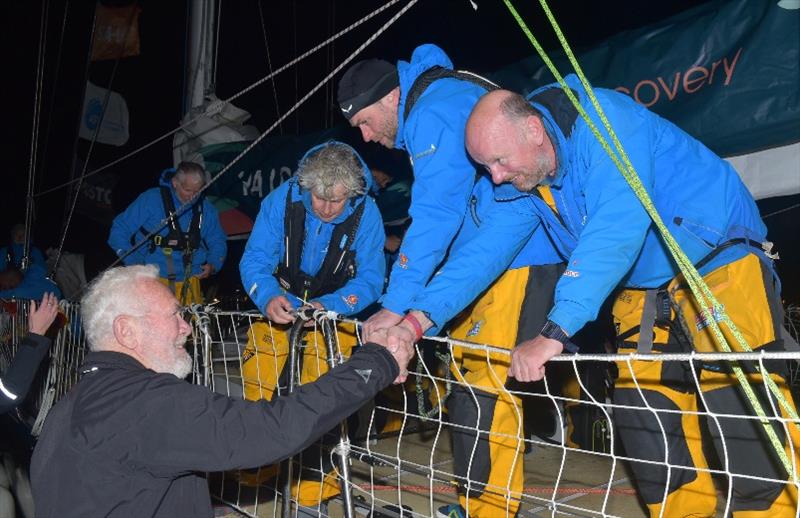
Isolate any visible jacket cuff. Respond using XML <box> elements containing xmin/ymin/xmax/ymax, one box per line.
<box><xmin>25</xmin><ymin>333</ymin><xmax>50</xmax><ymax>348</ymax></box>
<box><xmin>547</xmin><ymin>302</ymin><xmax>589</xmax><ymax>337</ymax></box>
<box><xmin>353</xmin><ymin>343</ymin><xmax>400</xmax><ymax>383</ymax></box>
<box><xmin>380</xmin><ymin>293</ymin><xmax>413</xmax><ymax>316</ymax></box>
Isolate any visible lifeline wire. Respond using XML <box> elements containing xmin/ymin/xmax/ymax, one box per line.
<box><xmin>100</xmin><ymin>0</ymin><xmax>419</xmax><ymax>280</ymax></box>
<box><xmin>35</xmin><ymin>0</ymin><xmax>407</xmax><ymax>198</ymax></box>
<box><xmin>24</xmin><ymin>0</ymin><xmax>50</xmax><ymax>272</ymax></box>
<box><xmin>501</xmin><ymin>0</ymin><xmax>798</xmax><ymax>479</ymax></box>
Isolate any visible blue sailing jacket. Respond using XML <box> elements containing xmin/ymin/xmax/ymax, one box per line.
<box><xmin>239</xmin><ymin>142</ymin><xmax>385</xmax><ymax>317</ymax></box>
<box><xmin>107</xmin><ymin>169</ymin><xmax>227</xmax><ymax>280</ymax></box>
<box><xmin>414</xmin><ymin>176</ymin><xmax>562</xmax><ymax>332</ymax></box>
<box><xmin>381</xmin><ymin>44</ymin><xmax>490</xmax><ymax>314</ymax></box>
<box><xmin>495</xmin><ymin>74</ymin><xmax>769</xmax><ymax>336</ymax></box>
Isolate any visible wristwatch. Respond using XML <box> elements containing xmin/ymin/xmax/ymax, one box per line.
<box><xmin>540</xmin><ymin>320</ymin><xmax>569</xmax><ymax>345</ymax></box>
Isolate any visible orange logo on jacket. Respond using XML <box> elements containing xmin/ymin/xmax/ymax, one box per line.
<box><xmin>398</xmin><ymin>253</ymin><xmax>409</xmax><ymax>269</ymax></box>
<box><xmin>343</xmin><ymin>294</ymin><xmax>359</xmax><ymax>308</ymax></box>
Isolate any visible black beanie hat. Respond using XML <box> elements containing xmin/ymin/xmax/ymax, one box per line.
<box><xmin>337</xmin><ymin>59</ymin><xmax>399</xmax><ymax>120</ymax></box>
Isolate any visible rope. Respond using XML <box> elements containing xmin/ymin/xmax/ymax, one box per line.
<box><xmin>256</xmin><ymin>0</ymin><xmax>283</xmax><ymax>135</ymax></box>
<box><xmin>35</xmin><ymin>0</ymin><xmax>408</xmax><ymax>199</ymax></box>
<box><xmin>501</xmin><ymin>0</ymin><xmax>798</xmax><ymax>478</ymax></box>
<box><xmin>23</xmin><ymin>0</ymin><xmax>50</xmax><ymax>272</ymax></box>
<box><xmin>49</xmin><ymin>3</ymin><xmax>137</xmax><ymax>279</ymax></box>
<box><xmin>80</xmin><ymin>0</ymin><xmax>419</xmax><ymax>296</ymax></box>
<box><xmin>763</xmin><ymin>203</ymin><xmax>800</xmax><ymax>220</ymax></box>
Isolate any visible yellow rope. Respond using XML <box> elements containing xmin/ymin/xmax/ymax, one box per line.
<box><xmin>500</xmin><ymin>0</ymin><xmax>797</xmax><ymax>478</ymax></box>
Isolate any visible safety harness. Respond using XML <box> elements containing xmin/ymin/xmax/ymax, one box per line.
<box><xmin>132</xmin><ymin>186</ymin><xmax>204</xmax><ymax>299</ymax></box>
<box><xmin>617</xmin><ymin>238</ymin><xmax>769</xmax><ymax>355</ymax></box>
<box><xmin>403</xmin><ymin>66</ymin><xmax>499</xmax><ymax>120</ymax></box>
<box><xmin>273</xmin><ymin>184</ymin><xmax>365</xmax><ymax>302</ymax></box>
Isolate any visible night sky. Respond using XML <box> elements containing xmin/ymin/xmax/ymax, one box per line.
<box><xmin>4</xmin><ymin>0</ymin><xmax>798</xmax><ymax>302</ymax></box>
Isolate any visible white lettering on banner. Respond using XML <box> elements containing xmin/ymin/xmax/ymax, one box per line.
<box><xmin>239</xmin><ymin>167</ymin><xmax>292</xmax><ymax>199</ymax></box>
<box><xmin>82</xmin><ymin>185</ymin><xmax>112</xmax><ymax>205</ymax></box>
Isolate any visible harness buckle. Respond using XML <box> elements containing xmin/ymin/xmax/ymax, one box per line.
<box><xmin>162</xmin><ymin>247</ymin><xmax>173</xmax><ymax>256</ymax></box>
<box><xmin>153</xmin><ymin>235</ymin><xmax>162</xmax><ymax>246</ymax></box>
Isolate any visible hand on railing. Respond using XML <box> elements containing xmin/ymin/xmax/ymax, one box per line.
<box><xmin>29</xmin><ymin>292</ymin><xmax>59</xmax><ymax>336</ymax></box>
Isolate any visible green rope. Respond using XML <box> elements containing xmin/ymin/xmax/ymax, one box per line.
<box><xmin>415</xmin><ymin>349</ymin><xmax>452</xmax><ymax>419</ymax></box>
<box><xmin>500</xmin><ymin>0</ymin><xmax>797</xmax><ymax>478</ymax></box>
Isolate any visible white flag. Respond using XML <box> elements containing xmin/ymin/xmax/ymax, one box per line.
<box><xmin>78</xmin><ymin>81</ymin><xmax>130</xmax><ymax>146</ymax></box>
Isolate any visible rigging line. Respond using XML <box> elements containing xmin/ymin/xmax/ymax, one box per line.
<box><xmin>293</xmin><ymin>1</ymin><xmax>299</xmax><ymax>134</ymax></box>
<box><xmin>762</xmin><ymin>203</ymin><xmax>799</xmax><ymax>219</ymax></box>
<box><xmin>34</xmin><ymin>0</ymin><xmax>406</xmax><ymax>199</ymax></box>
<box><xmin>212</xmin><ymin>0</ymin><xmax>222</xmax><ymax>90</ymax></box>
<box><xmin>35</xmin><ymin>0</ymin><xmax>71</xmax><ymax>221</ymax></box>
<box><xmin>257</xmin><ymin>0</ymin><xmax>283</xmax><ymax>135</ymax></box>
<box><xmin>101</xmin><ymin>0</ymin><xmax>420</xmax><ymax>282</ymax></box>
<box><xmin>50</xmin><ymin>3</ymin><xmax>137</xmax><ymax>278</ymax></box>
<box><xmin>23</xmin><ymin>0</ymin><xmax>50</xmax><ymax>272</ymax></box>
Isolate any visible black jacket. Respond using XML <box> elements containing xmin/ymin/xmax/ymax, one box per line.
<box><xmin>0</xmin><ymin>333</ymin><xmax>50</xmax><ymax>414</ymax></box>
<box><xmin>31</xmin><ymin>344</ymin><xmax>398</xmax><ymax>517</ymax></box>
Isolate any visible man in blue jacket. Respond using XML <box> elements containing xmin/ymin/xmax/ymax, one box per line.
<box><xmin>239</xmin><ymin>141</ymin><xmax>386</xmax><ymax>514</ymax></box>
<box><xmin>338</xmin><ymin>44</ymin><xmax>565</xmax><ymax>518</ymax></box>
<box><xmin>464</xmin><ymin>82</ymin><xmax>798</xmax><ymax>517</ymax></box>
<box><xmin>0</xmin><ymin>224</ymin><xmax>46</xmax><ymax>272</ymax></box>
<box><xmin>107</xmin><ymin>162</ymin><xmax>226</xmax><ymax>304</ymax></box>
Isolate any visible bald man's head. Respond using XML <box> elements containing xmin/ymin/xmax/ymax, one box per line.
<box><xmin>466</xmin><ymin>90</ymin><xmax>556</xmax><ymax>192</ymax></box>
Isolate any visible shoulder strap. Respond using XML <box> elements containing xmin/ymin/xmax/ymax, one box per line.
<box><xmin>308</xmin><ymin>198</ymin><xmax>367</xmax><ymax>298</ymax></box>
<box><xmin>403</xmin><ymin>66</ymin><xmax>500</xmax><ymax>121</ymax></box>
<box><xmin>528</xmin><ymin>87</ymin><xmax>580</xmax><ymax>138</ymax></box>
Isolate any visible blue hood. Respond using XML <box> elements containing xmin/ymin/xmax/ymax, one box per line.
<box><xmin>294</xmin><ymin>140</ymin><xmax>374</xmax><ymax>224</ymax></box>
<box><xmin>394</xmin><ymin>44</ymin><xmax>453</xmax><ymax>150</ymax></box>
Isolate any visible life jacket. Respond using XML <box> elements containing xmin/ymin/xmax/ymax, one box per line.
<box><xmin>403</xmin><ymin>66</ymin><xmax>500</xmax><ymax>120</ymax></box>
<box><xmin>132</xmin><ymin>186</ymin><xmax>204</xmax><ymax>259</ymax></box>
<box><xmin>273</xmin><ymin>185</ymin><xmax>365</xmax><ymax>301</ymax></box>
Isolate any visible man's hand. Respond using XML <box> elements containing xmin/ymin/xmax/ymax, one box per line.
<box><xmin>197</xmin><ymin>263</ymin><xmax>214</xmax><ymax>279</ymax></box>
<box><xmin>265</xmin><ymin>295</ymin><xmax>294</xmax><ymax>324</ymax></box>
<box><xmin>363</xmin><ymin>308</ymin><xmax>403</xmax><ymax>335</ymax></box>
<box><xmin>29</xmin><ymin>292</ymin><xmax>59</xmax><ymax>335</ymax></box>
<box><xmin>508</xmin><ymin>335</ymin><xmax>564</xmax><ymax>382</ymax></box>
<box><xmin>364</xmin><ymin>325</ymin><xmax>415</xmax><ymax>385</ymax></box>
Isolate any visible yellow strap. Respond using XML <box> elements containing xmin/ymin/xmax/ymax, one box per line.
<box><xmin>536</xmin><ymin>185</ymin><xmax>558</xmax><ymax>213</ymax></box>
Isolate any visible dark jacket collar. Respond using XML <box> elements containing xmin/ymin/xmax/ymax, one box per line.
<box><xmin>80</xmin><ymin>350</ymin><xmax>147</xmax><ymax>376</ymax></box>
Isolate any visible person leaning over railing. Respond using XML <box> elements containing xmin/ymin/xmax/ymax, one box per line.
<box><xmin>0</xmin><ymin>292</ymin><xmax>58</xmax><ymax>414</ymax></box>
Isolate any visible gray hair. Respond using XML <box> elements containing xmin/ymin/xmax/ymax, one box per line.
<box><xmin>81</xmin><ymin>265</ymin><xmax>159</xmax><ymax>350</ymax></box>
<box><xmin>297</xmin><ymin>143</ymin><xmax>365</xmax><ymax>200</ymax></box>
<box><xmin>499</xmin><ymin>92</ymin><xmax>543</xmax><ymax>122</ymax></box>
<box><xmin>175</xmin><ymin>161</ymin><xmax>206</xmax><ymax>184</ymax></box>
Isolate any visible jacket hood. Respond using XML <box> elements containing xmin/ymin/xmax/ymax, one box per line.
<box><xmin>294</xmin><ymin>140</ymin><xmax>373</xmax><ymax>224</ymax></box>
<box><xmin>395</xmin><ymin>43</ymin><xmax>453</xmax><ymax>149</ymax></box>
<box><xmin>158</xmin><ymin>168</ymin><xmax>177</xmax><ymax>188</ymax></box>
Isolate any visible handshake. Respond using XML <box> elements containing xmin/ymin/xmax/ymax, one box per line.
<box><xmin>361</xmin><ymin>308</ymin><xmax>431</xmax><ymax>385</ymax></box>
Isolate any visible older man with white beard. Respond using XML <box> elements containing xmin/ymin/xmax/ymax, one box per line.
<box><xmin>30</xmin><ymin>265</ymin><xmax>412</xmax><ymax>518</ymax></box>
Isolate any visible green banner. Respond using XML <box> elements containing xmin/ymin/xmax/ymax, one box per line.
<box><xmin>492</xmin><ymin>0</ymin><xmax>800</xmax><ymax>157</ymax></box>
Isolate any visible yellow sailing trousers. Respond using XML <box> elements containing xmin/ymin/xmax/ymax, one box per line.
<box><xmin>158</xmin><ymin>275</ymin><xmax>203</xmax><ymax>305</ymax></box>
<box><xmin>447</xmin><ymin>267</ymin><xmax>530</xmax><ymax>518</ymax></box>
<box><xmin>613</xmin><ymin>253</ymin><xmax>799</xmax><ymax>517</ymax></box>
<box><xmin>241</xmin><ymin>320</ymin><xmax>358</xmax><ymax>507</ymax></box>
